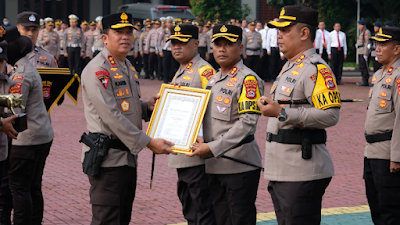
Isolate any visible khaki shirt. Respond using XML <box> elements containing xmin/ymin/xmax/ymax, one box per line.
<box><xmin>168</xmin><ymin>54</ymin><xmax>216</xmax><ymax>169</ymax></box>
<box><xmin>10</xmin><ymin>56</ymin><xmax>54</xmax><ymax>146</ymax></box>
<box><xmin>357</xmin><ymin>29</ymin><xmax>371</xmax><ymax>56</ymax></box>
<box><xmin>64</xmin><ymin>27</ymin><xmax>85</xmax><ymax>52</ymax></box>
<box><xmin>81</xmin><ymin>47</ymin><xmax>151</xmax><ymax>168</ymax></box>
<box><xmin>84</xmin><ymin>30</ymin><xmax>93</xmax><ymax>57</ymax></box>
<box><xmin>133</xmin><ymin>30</ymin><xmax>141</xmax><ymax>53</ymax></box>
<box><xmin>27</xmin><ymin>47</ymin><xmax>58</xmax><ymax>68</ymax></box>
<box><xmin>243</xmin><ymin>31</ymin><xmax>263</xmax><ymax>56</ymax></box>
<box><xmin>199</xmin><ymin>31</ymin><xmax>211</xmax><ymax>53</ymax></box>
<box><xmin>88</xmin><ymin>28</ymin><xmax>104</xmax><ymax>56</ymax></box>
<box><xmin>37</xmin><ymin>29</ymin><xmax>60</xmax><ymax>57</ymax></box>
<box><xmin>203</xmin><ymin>60</ymin><xmax>264</xmax><ymax>174</ymax></box>
<box><xmin>144</xmin><ymin>29</ymin><xmax>158</xmax><ymax>53</ymax></box>
<box><xmin>0</xmin><ymin>74</ymin><xmax>17</xmax><ymax>161</ymax></box>
<box><xmin>365</xmin><ymin>58</ymin><xmax>400</xmax><ymax>161</ymax></box>
<box><xmin>206</xmin><ymin>29</ymin><xmax>213</xmax><ymax>54</ymax></box>
<box><xmin>158</xmin><ymin>28</ymin><xmax>171</xmax><ymax>51</ymax></box>
<box><xmin>55</xmin><ymin>29</ymin><xmax>66</xmax><ymax>55</ymax></box>
<box><xmin>265</xmin><ymin>48</ymin><xmax>340</xmax><ymax>182</ymax></box>
<box><xmin>139</xmin><ymin>31</ymin><xmax>148</xmax><ymax>53</ymax></box>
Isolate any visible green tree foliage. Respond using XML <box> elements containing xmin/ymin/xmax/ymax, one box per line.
<box><xmin>190</xmin><ymin>0</ymin><xmax>252</xmax><ymax>21</ymax></box>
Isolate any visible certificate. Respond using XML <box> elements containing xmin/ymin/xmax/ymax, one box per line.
<box><xmin>146</xmin><ymin>84</ymin><xmax>211</xmax><ymax>153</ymax></box>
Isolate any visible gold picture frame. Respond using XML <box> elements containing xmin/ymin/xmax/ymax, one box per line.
<box><xmin>146</xmin><ymin>84</ymin><xmax>211</xmax><ymax>154</ymax></box>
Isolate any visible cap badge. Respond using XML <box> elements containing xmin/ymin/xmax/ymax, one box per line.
<box><xmin>379</xmin><ymin>28</ymin><xmax>383</xmax><ymax>35</ymax></box>
<box><xmin>120</xmin><ymin>13</ymin><xmax>129</xmax><ymax>24</ymax></box>
<box><xmin>29</xmin><ymin>14</ymin><xmax>36</xmax><ymax>22</ymax></box>
<box><xmin>174</xmin><ymin>25</ymin><xmax>181</xmax><ymax>32</ymax></box>
<box><xmin>220</xmin><ymin>25</ymin><xmax>228</xmax><ymax>32</ymax></box>
<box><xmin>280</xmin><ymin>8</ymin><xmax>285</xmax><ymax>16</ymax></box>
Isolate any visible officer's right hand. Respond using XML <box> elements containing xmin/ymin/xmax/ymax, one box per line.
<box><xmin>147</xmin><ymin>138</ymin><xmax>176</xmax><ymax>155</ymax></box>
<box><xmin>243</xmin><ymin>55</ymin><xmax>247</xmax><ymax>59</ymax></box>
<box><xmin>64</xmin><ymin>53</ymin><xmax>68</xmax><ymax>57</ymax></box>
<box><xmin>45</xmin><ymin>38</ymin><xmax>50</xmax><ymax>43</ymax></box>
<box><xmin>205</xmin><ymin>53</ymin><xmax>210</xmax><ymax>61</ymax></box>
<box><xmin>257</xmin><ymin>96</ymin><xmax>282</xmax><ymax>118</ymax></box>
<box><xmin>140</xmin><ymin>52</ymin><xmax>144</xmax><ymax>57</ymax></box>
<box><xmin>159</xmin><ymin>51</ymin><xmax>164</xmax><ymax>57</ymax></box>
<box><xmin>0</xmin><ymin>115</ymin><xmax>19</xmax><ymax>139</ymax></box>
<box><xmin>328</xmin><ymin>55</ymin><xmax>332</xmax><ymax>60</ymax></box>
<box><xmin>267</xmin><ymin>51</ymin><xmax>271</xmax><ymax>56</ymax></box>
<box><xmin>145</xmin><ymin>51</ymin><xmax>149</xmax><ymax>54</ymax></box>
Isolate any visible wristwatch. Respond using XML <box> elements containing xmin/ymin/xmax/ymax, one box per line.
<box><xmin>277</xmin><ymin>108</ymin><xmax>287</xmax><ymax>122</ymax></box>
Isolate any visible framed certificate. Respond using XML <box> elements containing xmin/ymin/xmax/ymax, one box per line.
<box><xmin>146</xmin><ymin>84</ymin><xmax>211</xmax><ymax>154</ymax></box>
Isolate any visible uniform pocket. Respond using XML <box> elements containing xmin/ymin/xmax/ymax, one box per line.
<box><xmin>376</xmin><ymin>95</ymin><xmax>393</xmax><ymax>113</ymax></box>
<box><xmin>381</xmin><ymin>174</ymin><xmax>400</xmax><ymax>205</ymax></box>
<box><xmin>278</xmin><ymin>83</ymin><xmax>294</xmax><ymax>97</ymax></box>
<box><xmin>211</xmin><ymin>103</ymin><xmax>231</xmax><ymax>122</ymax></box>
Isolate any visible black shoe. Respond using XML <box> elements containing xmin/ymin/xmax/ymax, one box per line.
<box><xmin>356</xmin><ymin>82</ymin><xmax>370</xmax><ymax>86</ymax></box>
<box><xmin>150</xmin><ymin>75</ymin><xmax>155</xmax><ymax>80</ymax></box>
<box><xmin>337</xmin><ymin>81</ymin><xmax>343</xmax><ymax>85</ymax></box>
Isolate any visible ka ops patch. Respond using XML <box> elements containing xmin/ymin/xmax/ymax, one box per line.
<box><xmin>311</xmin><ymin>63</ymin><xmax>342</xmax><ymax>110</ymax></box>
<box><xmin>238</xmin><ymin>75</ymin><xmax>261</xmax><ymax>114</ymax></box>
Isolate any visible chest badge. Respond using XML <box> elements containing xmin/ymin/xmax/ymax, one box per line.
<box><xmin>113</xmin><ymin>73</ymin><xmax>123</xmax><ymax>79</ymax></box>
<box><xmin>224</xmin><ymin>97</ymin><xmax>231</xmax><ymax>104</ymax></box>
<box><xmin>291</xmin><ymin>69</ymin><xmax>299</xmax><ymax>76</ymax></box>
<box><xmin>297</xmin><ymin>63</ymin><xmax>304</xmax><ymax>69</ymax></box>
<box><xmin>39</xmin><ymin>56</ymin><xmax>47</xmax><ymax>61</ymax></box>
<box><xmin>110</xmin><ymin>67</ymin><xmax>118</xmax><ymax>72</ymax></box>
<box><xmin>379</xmin><ymin>100</ymin><xmax>386</xmax><ymax>108</ymax></box>
<box><xmin>372</xmin><ymin>76</ymin><xmax>377</xmax><ymax>82</ymax></box>
<box><xmin>230</xmin><ymin>77</ymin><xmax>238</xmax><ymax>83</ymax></box>
<box><xmin>216</xmin><ymin>95</ymin><xmax>223</xmax><ymax>102</ymax></box>
<box><xmin>121</xmin><ymin>100</ymin><xmax>130</xmax><ymax>111</ymax></box>
<box><xmin>183</xmin><ymin>76</ymin><xmax>192</xmax><ymax>80</ymax></box>
<box><xmin>386</xmin><ymin>77</ymin><xmax>392</xmax><ymax>83</ymax></box>
<box><xmin>226</xmin><ymin>83</ymin><xmax>235</xmax><ymax>87</ymax></box>
<box><xmin>216</xmin><ymin>105</ymin><xmax>227</xmax><ymax>113</ymax></box>
<box><xmin>117</xmin><ymin>89</ymin><xmax>125</xmax><ymax>97</ymax></box>
<box><xmin>130</xmin><ymin>66</ymin><xmax>136</xmax><ymax>72</ymax></box>
<box><xmin>187</xmin><ymin>68</ymin><xmax>195</xmax><ymax>74</ymax></box>
<box><xmin>380</xmin><ymin>91</ymin><xmax>387</xmax><ymax>97</ymax></box>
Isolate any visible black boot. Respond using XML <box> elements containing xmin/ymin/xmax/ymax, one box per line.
<box><xmin>356</xmin><ymin>80</ymin><xmax>370</xmax><ymax>86</ymax></box>
<box><xmin>0</xmin><ymin>209</ymin><xmax>11</xmax><ymax>225</ymax></box>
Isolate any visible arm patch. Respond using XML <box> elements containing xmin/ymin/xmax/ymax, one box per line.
<box><xmin>311</xmin><ymin>64</ymin><xmax>342</xmax><ymax>110</ymax></box>
<box><xmin>198</xmin><ymin>64</ymin><xmax>215</xmax><ymax>89</ymax></box>
<box><xmin>238</xmin><ymin>75</ymin><xmax>261</xmax><ymax>114</ymax></box>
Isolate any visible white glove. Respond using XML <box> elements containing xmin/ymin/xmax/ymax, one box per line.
<box><xmin>363</xmin><ymin>55</ymin><xmax>368</xmax><ymax>62</ymax></box>
<box><xmin>367</xmin><ymin>44</ymin><xmax>371</xmax><ymax>50</ymax></box>
<box><xmin>375</xmin><ymin>57</ymin><xmax>378</xmax><ymax>61</ymax></box>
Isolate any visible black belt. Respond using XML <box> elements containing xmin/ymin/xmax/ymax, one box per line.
<box><xmin>365</xmin><ymin>131</ymin><xmax>392</xmax><ymax>144</ymax></box>
<box><xmin>246</xmin><ymin>48</ymin><xmax>261</xmax><ymax>51</ymax></box>
<box><xmin>88</xmin><ymin>132</ymin><xmax>129</xmax><ymax>151</ymax></box>
<box><xmin>267</xmin><ymin>129</ymin><xmax>326</xmax><ymax>144</ymax></box>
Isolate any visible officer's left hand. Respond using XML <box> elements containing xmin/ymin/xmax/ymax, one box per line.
<box><xmin>390</xmin><ymin>161</ymin><xmax>400</xmax><ymax>173</ymax></box>
<box><xmin>257</xmin><ymin>96</ymin><xmax>282</xmax><ymax>118</ymax></box>
<box><xmin>148</xmin><ymin>94</ymin><xmax>160</xmax><ymax>111</ymax></box>
<box><xmin>260</xmin><ymin>55</ymin><xmax>262</xmax><ymax>59</ymax></box>
<box><xmin>186</xmin><ymin>143</ymin><xmax>212</xmax><ymax>158</ymax></box>
<box><xmin>80</xmin><ymin>52</ymin><xmax>85</xmax><ymax>57</ymax></box>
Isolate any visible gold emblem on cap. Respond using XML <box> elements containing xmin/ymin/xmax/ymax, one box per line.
<box><xmin>120</xmin><ymin>13</ymin><xmax>128</xmax><ymax>24</ymax></box>
<box><xmin>174</xmin><ymin>25</ymin><xmax>181</xmax><ymax>32</ymax></box>
<box><xmin>280</xmin><ymin>8</ymin><xmax>285</xmax><ymax>16</ymax></box>
<box><xmin>220</xmin><ymin>25</ymin><xmax>228</xmax><ymax>32</ymax></box>
<box><xmin>379</xmin><ymin>28</ymin><xmax>383</xmax><ymax>34</ymax></box>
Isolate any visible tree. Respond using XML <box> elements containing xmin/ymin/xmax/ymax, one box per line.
<box><xmin>190</xmin><ymin>0</ymin><xmax>252</xmax><ymax>21</ymax></box>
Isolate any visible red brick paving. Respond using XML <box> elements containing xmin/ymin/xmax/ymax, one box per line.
<box><xmin>41</xmin><ymin>77</ymin><xmax>370</xmax><ymax>224</ymax></box>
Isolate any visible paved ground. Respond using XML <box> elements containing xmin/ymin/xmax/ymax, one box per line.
<box><xmin>40</xmin><ymin>76</ymin><xmax>373</xmax><ymax>224</ymax></box>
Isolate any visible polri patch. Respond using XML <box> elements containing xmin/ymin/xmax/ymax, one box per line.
<box><xmin>95</xmin><ymin>70</ymin><xmax>110</xmax><ymax>89</ymax></box>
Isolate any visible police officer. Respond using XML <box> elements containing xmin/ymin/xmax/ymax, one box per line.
<box><xmin>364</xmin><ymin>27</ymin><xmax>400</xmax><ymax>225</ymax></box>
<box><xmin>205</xmin><ymin>22</ymin><xmax>219</xmax><ymax>69</ymax></box>
<box><xmin>140</xmin><ymin>24</ymin><xmax>151</xmax><ymax>79</ymax></box>
<box><xmin>357</xmin><ymin>20</ymin><xmax>371</xmax><ymax>86</ymax></box>
<box><xmin>37</xmin><ymin>17</ymin><xmax>60</xmax><ymax>59</ymax></box>
<box><xmin>189</xmin><ymin>24</ymin><xmax>264</xmax><ymax>225</ymax></box>
<box><xmin>370</xmin><ymin>22</ymin><xmax>383</xmax><ymax>72</ymax></box>
<box><xmin>197</xmin><ymin>22</ymin><xmax>210</xmax><ymax>60</ymax></box>
<box><xmin>242</xmin><ymin>21</ymin><xmax>263</xmax><ymax>74</ymax></box>
<box><xmin>132</xmin><ymin>22</ymin><xmax>143</xmax><ymax>76</ymax></box>
<box><xmin>258</xmin><ymin>6</ymin><xmax>340</xmax><ymax>224</ymax></box>
<box><xmin>55</xmin><ymin>20</ymin><xmax>68</xmax><ymax>68</ymax></box>
<box><xmin>81</xmin><ymin>20</ymin><xmax>90</xmax><ymax>68</ymax></box>
<box><xmin>145</xmin><ymin>20</ymin><xmax>160</xmax><ymax>80</ymax></box>
<box><xmin>6</xmin><ymin>26</ymin><xmax>54</xmax><ymax>225</ymax></box>
<box><xmin>126</xmin><ymin>27</ymin><xmax>138</xmax><ymax>68</ymax></box>
<box><xmin>81</xmin><ymin>13</ymin><xmax>174</xmax><ymax>225</ymax></box>
<box><xmin>16</xmin><ymin>12</ymin><xmax>57</xmax><ymax>68</ymax></box>
<box><xmin>167</xmin><ymin>23</ymin><xmax>217</xmax><ymax>225</ymax></box>
<box><xmin>158</xmin><ymin>17</ymin><xmax>178</xmax><ymax>83</ymax></box>
<box><xmin>88</xmin><ymin>16</ymin><xmax>104</xmax><ymax>59</ymax></box>
<box><xmin>85</xmin><ymin>21</ymin><xmax>97</xmax><ymax>60</ymax></box>
<box><xmin>64</xmin><ymin>14</ymin><xmax>85</xmax><ymax>75</ymax></box>
<box><xmin>156</xmin><ymin>18</ymin><xmax>165</xmax><ymax>80</ymax></box>
<box><xmin>142</xmin><ymin>18</ymin><xmax>151</xmax><ymax>32</ymax></box>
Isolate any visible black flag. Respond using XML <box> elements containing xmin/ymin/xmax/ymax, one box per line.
<box><xmin>36</xmin><ymin>68</ymin><xmax>78</xmax><ymax>114</ymax></box>
<box><xmin>66</xmin><ymin>73</ymin><xmax>80</xmax><ymax>105</ymax></box>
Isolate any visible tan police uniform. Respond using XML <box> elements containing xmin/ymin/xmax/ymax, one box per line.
<box><xmin>159</xmin><ymin>26</ymin><xmax>179</xmax><ymax>83</ymax></box>
<box><xmin>206</xmin><ymin>28</ymin><xmax>218</xmax><ymax>69</ymax></box>
<box><xmin>265</xmin><ymin>5</ymin><xmax>340</xmax><ymax>225</ymax></box>
<box><xmin>55</xmin><ymin>28</ymin><xmax>68</xmax><ymax>68</ymax></box>
<box><xmin>81</xmin><ymin>12</ymin><xmax>155</xmax><ymax>225</ymax></box>
<box><xmin>64</xmin><ymin>27</ymin><xmax>85</xmax><ymax>74</ymax></box>
<box><xmin>27</xmin><ymin>46</ymin><xmax>58</xmax><ymax>68</ymax></box>
<box><xmin>363</xmin><ymin>27</ymin><xmax>400</xmax><ymax>224</ymax></box>
<box><xmin>198</xmin><ymin>30</ymin><xmax>210</xmax><ymax>60</ymax></box>
<box><xmin>140</xmin><ymin>29</ymin><xmax>150</xmax><ymax>78</ymax></box>
<box><xmin>88</xmin><ymin>28</ymin><xmax>104</xmax><ymax>58</ymax></box>
<box><xmin>132</xmin><ymin>29</ymin><xmax>142</xmax><ymax>74</ymax></box>
<box><xmin>357</xmin><ymin>21</ymin><xmax>371</xmax><ymax>85</ymax></box>
<box><xmin>242</xmin><ymin>28</ymin><xmax>263</xmax><ymax>73</ymax></box>
<box><xmin>145</xmin><ymin>25</ymin><xmax>159</xmax><ymax>79</ymax></box>
<box><xmin>37</xmin><ymin>29</ymin><xmax>60</xmax><ymax>57</ymax></box>
<box><xmin>200</xmin><ymin>24</ymin><xmax>264</xmax><ymax>225</ymax></box>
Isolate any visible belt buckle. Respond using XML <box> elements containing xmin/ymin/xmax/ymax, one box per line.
<box><xmin>267</xmin><ymin>132</ymin><xmax>272</xmax><ymax>142</ymax></box>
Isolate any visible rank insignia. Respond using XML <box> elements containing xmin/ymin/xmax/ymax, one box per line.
<box><xmin>387</xmin><ymin>66</ymin><xmax>394</xmax><ymax>74</ymax></box>
<box><xmin>121</xmin><ymin>100</ymin><xmax>130</xmax><ymax>111</ymax></box>
<box><xmin>372</xmin><ymin>76</ymin><xmax>377</xmax><ymax>82</ymax></box>
<box><xmin>130</xmin><ymin>66</ymin><xmax>136</xmax><ymax>72</ymax></box>
<box><xmin>226</xmin><ymin>83</ymin><xmax>234</xmax><ymax>87</ymax></box>
<box><xmin>187</xmin><ymin>69</ymin><xmax>195</xmax><ymax>74</ymax></box>
<box><xmin>297</xmin><ymin>63</ymin><xmax>304</xmax><ymax>69</ymax></box>
<box><xmin>386</xmin><ymin>77</ymin><xmax>392</xmax><ymax>83</ymax></box>
<box><xmin>291</xmin><ymin>69</ymin><xmax>299</xmax><ymax>76</ymax></box>
<box><xmin>216</xmin><ymin>95</ymin><xmax>223</xmax><ymax>102</ymax></box>
<box><xmin>113</xmin><ymin>73</ymin><xmax>123</xmax><ymax>79</ymax></box>
<box><xmin>117</xmin><ymin>89</ymin><xmax>125</xmax><ymax>97</ymax></box>
<box><xmin>216</xmin><ymin>105</ymin><xmax>227</xmax><ymax>113</ymax></box>
<box><xmin>380</xmin><ymin>91</ymin><xmax>387</xmax><ymax>97</ymax></box>
<box><xmin>379</xmin><ymin>100</ymin><xmax>386</xmax><ymax>108</ymax></box>
<box><xmin>39</xmin><ymin>56</ymin><xmax>47</xmax><ymax>61</ymax></box>
<box><xmin>229</xmin><ymin>67</ymin><xmax>238</xmax><ymax>76</ymax></box>
<box><xmin>95</xmin><ymin>70</ymin><xmax>110</xmax><ymax>89</ymax></box>
<box><xmin>134</xmin><ymin>74</ymin><xmax>139</xmax><ymax>79</ymax></box>
<box><xmin>108</xmin><ymin>55</ymin><xmax>117</xmax><ymax>66</ymax></box>
<box><xmin>186</xmin><ymin>62</ymin><xmax>193</xmax><ymax>70</ymax></box>
<box><xmin>224</xmin><ymin>97</ymin><xmax>231</xmax><ymax>104</ymax></box>
<box><xmin>110</xmin><ymin>67</ymin><xmax>118</xmax><ymax>72</ymax></box>
<box><xmin>295</xmin><ymin>54</ymin><xmax>305</xmax><ymax>63</ymax></box>
<box><xmin>230</xmin><ymin>77</ymin><xmax>238</xmax><ymax>83</ymax></box>
<box><xmin>183</xmin><ymin>76</ymin><xmax>192</xmax><ymax>80</ymax></box>
<box><xmin>125</xmin><ymin>88</ymin><xmax>130</xmax><ymax>95</ymax></box>
<box><xmin>396</xmin><ymin>79</ymin><xmax>400</xmax><ymax>95</ymax></box>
